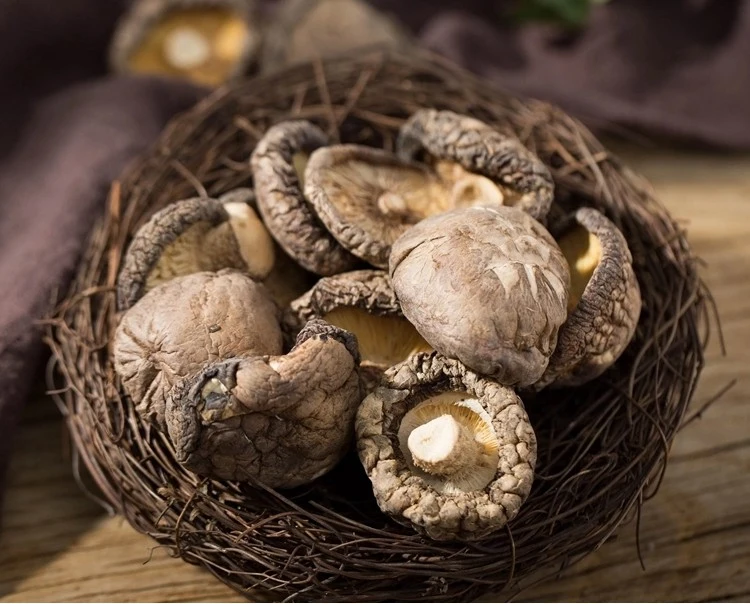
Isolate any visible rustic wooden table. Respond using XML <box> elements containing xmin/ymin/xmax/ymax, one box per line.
<box><xmin>1</xmin><ymin>144</ymin><xmax>748</xmax><ymax>603</ymax></box>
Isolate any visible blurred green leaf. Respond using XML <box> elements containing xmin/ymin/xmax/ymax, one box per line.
<box><xmin>514</xmin><ymin>0</ymin><xmax>604</xmax><ymax>27</ymax></box>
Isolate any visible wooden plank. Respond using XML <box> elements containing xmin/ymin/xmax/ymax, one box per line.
<box><xmin>1</xmin><ymin>144</ymin><xmax>749</xmax><ymax>602</ymax></box>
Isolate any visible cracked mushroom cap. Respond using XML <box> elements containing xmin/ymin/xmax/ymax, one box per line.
<box><xmin>396</xmin><ymin>109</ymin><xmax>554</xmax><ymax>222</ymax></box>
<box><xmin>286</xmin><ymin>269</ymin><xmax>431</xmax><ymax>387</ymax></box>
<box><xmin>165</xmin><ymin>319</ymin><xmax>361</xmax><ymax>486</ymax></box>
<box><xmin>537</xmin><ymin>207</ymin><xmax>642</xmax><ymax>388</ymax></box>
<box><xmin>389</xmin><ymin>205</ymin><xmax>570</xmax><ymax>387</ymax></box>
<box><xmin>251</xmin><ymin>120</ymin><xmax>359</xmax><ymax>276</ymax></box>
<box><xmin>260</xmin><ymin>0</ymin><xmax>411</xmax><ymax>72</ymax></box>
<box><xmin>305</xmin><ymin>144</ymin><xmax>491</xmax><ymax>269</ymax></box>
<box><xmin>109</xmin><ymin>0</ymin><xmax>261</xmax><ymax>87</ymax></box>
<box><xmin>356</xmin><ymin>353</ymin><xmax>537</xmax><ymax>541</ymax></box>
<box><xmin>117</xmin><ymin>190</ymin><xmax>275</xmax><ymax>310</ymax></box>
<box><xmin>113</xmin><ymin>270</ymin><xmax>283</xmax><ymax>429</ymax></box>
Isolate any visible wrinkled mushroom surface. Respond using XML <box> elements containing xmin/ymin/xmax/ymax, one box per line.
<box><xmin>286</xmin><ymin>270</ymin><xmax>430</xmax><ymax>386</ymax></box>
<box><xmin>110</xmin><ymin>0</ymin><xmax>261</xmax><ymax>86</ymax></box>
<box><xmin>117</xmin><ymin>191</ymin><xmax>275</xmax><ymax>310</ymax></box>
<box><xmin>251</xmin><ymin>120</ymin><xmax>359</xmax><ymax>275</ymax></box>
<box><xmin>389</xmin><ymin>205</ymin><xmax>570</xmax><ymax>387</ymax></box>
<box><xmin>113</xmin><ymin>270</ymin><xmax>283</xmax><ymax>428</ymax></box>
<box><xmin>260</xmin><ymin>0</ymin><xmax>410</xmax><ymax>72</ymax></box>
<box><xmin>166</xmin><ymin>319</ymin><xmax>361</xmax><ymax>486</ymax></box>
<box><xmin>538</xmin><ymin>207</ymin><xmax>642</xmax><ymax>388</ymax></box>
<box><xmin>305</xmin><ymin>144</ymin><xmax>463</xmax><ymax>268</ymax></box>
<box><xmin>397</xmin><ymin>109</ymin><xmax>554</xmax><ymax>222</ymax></box>
<box><xmin>356</xmin><ymin>353</ymin><xmax>537</xmax><ymax>541</ymax></box>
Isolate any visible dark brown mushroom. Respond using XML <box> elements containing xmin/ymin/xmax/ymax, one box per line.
<box><xmin>109</xmin><ymin>0</ymin><xmax>261</xmax><ymax>87</ymax></box>
<box><xmin>113</xmin><ymin>270</ymin><xmax>283</xmax><ymax>429</ymax></box>
<box><xmin>251</xmin><ymin>120</ymin><xmax>359</xmax><ymax>276</ymax></box>
<box><xmin>389</xmin><ymin>205</ymin><xmax>570</xmax><ymax>387</ymax></box>
<box><xmin>396</xmin><ymin>109</ymin><xmax>554</xmax><ymax>222</ymax></box>
<box><xmin>166</xmin><ymin>319</ymin><xmax>361</xmax><ymax>486</ymax></box>
<box><xmin>259</xmin><ymin>0</ymin><xmax>411</xmax><ymax>72</ymax></box>
<box><xmin>305</xmin><ymin>144</ymin><xmax>468</xmax><ymax>268</ymax></box>
<box><xmin>537</xmin><ymin>207</ymin><xmax>642</xmax><ymax>388</ymax></box>
<box><xmin>117</xmin><ymin>190</ymin><xmax>275</xmax><ymax>310</ymax></box>
<box><xmin>356</xmin><ymin>352</ymin><xmax>536</xmax><ymax>541</ymax></box>
<box><xmin>286</xmin><ymin>269</ymin><xmax>431</xmax><ymax>388</ymax></box>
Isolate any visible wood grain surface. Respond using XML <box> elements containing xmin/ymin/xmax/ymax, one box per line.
<box><xmin>1</xmin><ymin>143</ymin><xmax>749</xmax><ymax>603</ymax></box>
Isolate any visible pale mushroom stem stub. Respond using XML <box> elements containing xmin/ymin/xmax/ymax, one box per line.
<box><xmin>356</xmin><ymin>352</ymin><xmax>537</xmax><ymax>541</ymax></box>
<box><xmin>396</xmin><ymin>109</ymin><xmax>555</xmax><ymax>222</ymax></box>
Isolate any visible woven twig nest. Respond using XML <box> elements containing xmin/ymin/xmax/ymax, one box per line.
<box><xmin>46</xmin><ymin>51</ymin><xmax>712</xmax><ymax>602</ymax></box>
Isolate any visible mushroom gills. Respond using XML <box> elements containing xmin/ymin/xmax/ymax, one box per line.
<box><xmin>397</xmin><ymin>392</ymin><xmax>499</xmax><ymax>495</ymax></box>
<box><xmin>323</xmin><ymin>307</ymin><xmax>431</xmax><ymax>370</ymax></box>
<box><xmin>292</xmin><ymin>152</ymin><xmax>309</xmax><ymax>188</ymax></box>
<box><xmin>433</xmin><ymin>160</ymin><xmax>505</xmax><ymax>208</ymax></box>
<box><xmin>126</xmin><ymin>7</ymin><xmax>251</xmax><ymax>86</ymax></box>
<box><xmin>145</xmin><ymin>222</ymin><xmax>212</xmax><ymax>291</ymax></box>
<box><xmin>558</xmin><ymin>224</ymin><xmax>603</xmax><ymax>313</ymax></box>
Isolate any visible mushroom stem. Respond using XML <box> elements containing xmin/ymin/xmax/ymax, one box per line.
<box><xmin>407</xmin><ymin>414</ymin><xmax>481</xmax><ymax>477</ymax></box>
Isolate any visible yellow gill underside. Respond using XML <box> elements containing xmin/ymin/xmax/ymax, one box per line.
<box><xmin>558</xmin><ymin>225</ymin><xmax>603</xmax><ymax>313</ymax></box>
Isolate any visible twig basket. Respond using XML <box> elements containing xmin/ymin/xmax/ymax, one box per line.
<box><xmin>46</xmin><ymin>51</ymin><xmax>712</xmax><ymax>602</ymax></box>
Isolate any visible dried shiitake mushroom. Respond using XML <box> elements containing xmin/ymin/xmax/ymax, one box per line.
<box><xmin>117</xmin><ymin>190</ymin><xmax>274</xmax><ymax>310</ymax></box>
<box><xmin>389</xmin><ymin>205</ymin><xmax>570</xmax><ymax>387</ymax></box>
<box><xmin>397</xmin><ymin>109</ymin><xmax>554</xmax><ymax>222</ymax></box>
<box><xmin>166</xmin><ymin>319</ymin><xmax>361</xmax><ymax>486</ymax></box>
<box><xmin>537</xmin><ymin>207</ymin><xmax>642</xmax><ymax>388</ymax></box>
<box><xmin>305</xmin><ymin>144</ymin><xmax>492</xmax><ymax>269</ymax></box>
<box><xmin>260</xmin><ymin>0</ymin><xmax>411</xmax><ymax>72</ymax></box>
<box><xmin>251</xmin><ymin>120</ymin><xmax>359</xmax><ymax>276</ymax></box>
<box><xmin>356</xmin><ymin>353</ymin><xmax>536</xmax><ymax>541</ymax></box>
<box><xmin>286</xmin><ymin>269</ymin><xmax>431</xmax><ymax>387</ymax></box>
<box><xmin>109</xmin><ymin>0</ymin><xmax>261</xmax><ymax>86</ymax></box>
<box><xmin>113</xmin><ymin>270</ymin><xmax>283</xmax><ymax>429</ymax></box>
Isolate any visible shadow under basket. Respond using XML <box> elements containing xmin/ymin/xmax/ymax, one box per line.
<box><xmin>45</xmin><ymin>50</ymin><xmax>713</xmax><ymax>602</ymax></box>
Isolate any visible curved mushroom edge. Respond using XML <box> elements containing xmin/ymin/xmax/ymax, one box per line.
<box><xmin>259</xmin><ymin>0</ymin><xmax>412</xmax><ymax>73</ymax></box>
<box><xmin>396</xmin><ymin>108</ymin><xmax>554</xmax><ymax>222</ymax></box>
<box><xmin>117</xmin><ymin>197</ymin><xmax>228</xmax><ymax>310</ymax></box>
<box><xmin>113</xmin><ymin>269</ymin><xmax>284</xmax><ymax>430</ymax></box>
<box><xmin>304</xmin><ymin>144</ymin><xmax>438</xmax><ymax>269</ymax></box>
<box><xmin>356</xmin><ymin>352</ymin><xmax>537</xmax><ymax>541</ymax></box>
<box><xmin>165</xmin><ymin>318</ymin><xmax>362</xmax><ymax>487</ymax></box>
<box><xmin>539</xmin><ymin>207</ymin><xmax>642</xmax><ymax>389</ymax></box>
<box><xmin>251</xmin><ymin>120</ymin><xmax>360</xmax><ymax>276</ymax></box>
<box><xmin>389</xmin><ymin>205</ymin><xmax>570</xmax><ymax>388</ymax></box>
<box><xmin>284</xmin><ymin>269</ymin><xmax>402</xmax><ymax>333</ymax></box>
<box><xmin>109</xmin><ymin>0</ymin><xmax>262</xmax><ymax>83</ymax></box>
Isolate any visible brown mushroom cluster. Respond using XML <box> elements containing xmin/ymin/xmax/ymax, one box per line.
<box><xmin>113</xmin><ymin>109</ymin><xmax>641</xmax><ymax>542</ymax></box>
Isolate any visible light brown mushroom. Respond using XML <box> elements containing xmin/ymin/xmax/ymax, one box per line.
<box><xmin>260</xmin><ymin>0</ymin><xmax>411</xmax><ymax>72</ymax></box>
<box><xmin>396</xmin><ymin>109</ymin><xmax>554</xmax><ymax>222</ymax></box>
<box><xmin>166</xmin><ymin>319</ymin><xmax>361</xmax><ymax>486</ymax></box>
<box><xmin>537</xmin><ymin>207</ymin><xmax>642</xmax><ymax>388</ymax></box>
<box><xmin>356</xmin><ymin>353</ymin><xmax>537</xmax><ymax>541</ymax></box>
<box><xmin>109</xmin><ymin>0</ymin><xmax>261</xmax><ymax>86</ymax></box>
<box><xmin>389</xmin><ymin>205</ymin><xmax>570</xmax><ymax>387</ymax></box>
<box><xmin>113</xmin><ymin>270</ymin><xmax>283</xmax><ymax>429</ymax></box>
<box><xmin>117</xmin><ymin>190</ymin><xmax>275</xmax><ymax>310</ymax></box>
<box><xmin>251</xmin><ymin>120</ymin><xmax>360</xmax><ymax>275</ymax></box>
<box><xmin>305</xmin><ymin>144</ymin><xmax>498</xmax><ymax>268</ymax></box>
<box><xmin>286</xmin><ymin>269</ymin><xmax>431</xmax><ymax>388</ymax></box>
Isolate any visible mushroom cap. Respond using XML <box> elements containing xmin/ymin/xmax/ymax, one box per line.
<box><xmin>396</xmin><ymin>109</ymin><xmax>554</xmax><ymax>222</ymax></box>
<box><xmin>251</xmin><ymin>120</ymin><xmax>359</xmax><ymax>276</ymax></box>
<box><xmin>305</xmin><ymin>144</ymin><xmax>456</xmax><ymax>268</ymax></box>
<box><xmin>117</xmin><ymin>190</ymin><xmax>274</xmax><ymax>310</ymax></box>
<box><xmin>166</xmin><ymin>319</ymin><xmax>361</xmax><ymax>487</ymax></box>
<box><xmin>259</xmin><ymin>0</ymin><xmax>411</xmax><ymax>72</ymax></box>
<box><xmin>113</xmin><ymin>270</ymin><xmax>283</xmax><ymax>429</ymax></box>
<box><xmin>109</xmin><ymin>0</ymin><xmax>261</xmax><ymax>87</ymax></box>
<box><xmin>286</xmin><ymin>269</ymin><xmax>431</xmax><ymax>389</ymax></box>
<box><xmin>356</xmin><ymin>353</ymin><xmax>537</xmax><ymax>541</ymax></box>
<box><xmin>538</xmin><ymin>207</ymin><xmax>642</xmax><ymax>388</ymax></box>
<box><xmin>389</xmin><ymin>205</ymin><xmax>570</xmax><ymax>387</ymax></box>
